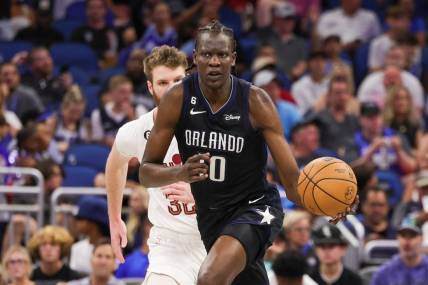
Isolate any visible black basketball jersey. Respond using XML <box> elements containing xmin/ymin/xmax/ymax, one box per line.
<box><xmin>175</xmin><ymin>72</ymin><xmax>270</xmax><ymax>210</ymax></box>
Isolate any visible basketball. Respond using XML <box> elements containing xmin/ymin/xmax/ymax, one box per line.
<box><xmin>297</xmin><ymin>157</ymin><xmax>358</xmax><ymax>217</ymax></box>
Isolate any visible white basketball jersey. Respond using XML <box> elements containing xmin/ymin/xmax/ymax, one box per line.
<box><xmin>115</xmin><ymin>109</ymin><xmax>199</xmax><ymax>235</ymax></box>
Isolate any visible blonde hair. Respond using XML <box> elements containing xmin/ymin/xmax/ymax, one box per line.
<box><xmin>108</xmin><ymin>75</ymin><xmax>132</xmax><ymax>92</ymax></box>
<box><xmin>27</xmin><ymin>225</ymin><xmax>74</xmax><ymax>260</ymax></box>
<box><xmin>61</xmin><ymin>85</ymin><xmax>85</xmax><ymax>110</ymax></box>
<box><xmin>143</xmin><ymin>45</ymin><xmax>188</xmax><ymax>82</ymax></box>
<box><xmin>283</xmin><ymin>210</ymin><xmax>311</xmax><ymax>230</ymax></box>
<box><xmin>384</xmin><ymin>85</ymin><xmax>418</xmax><ymax>125</ymax></box>
<box><xmin>126</xmin><ymin>187</ymin><xmax>149</xmax><ymax>245</ymax></box>
<box><xmin>2</xmin><ymin>246</ymin><xmax>32</xmax><ymax>280</ymax></box>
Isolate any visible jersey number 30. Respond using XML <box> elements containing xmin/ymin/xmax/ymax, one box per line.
<box><xmin>209</xmin><ymin>156</ymin><xmax>226</xmax><ymax>182</ymax></box>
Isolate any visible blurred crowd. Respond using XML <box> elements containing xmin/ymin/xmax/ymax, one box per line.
<box><xmin>2</xmin><ymin>0</ymin><xmax>428</xmax><ymax>284</ymax></box>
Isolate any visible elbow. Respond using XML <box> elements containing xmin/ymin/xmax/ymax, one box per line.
<box><xmin>139</xmin><ymin>163</ymin><xmax>149</xmax><ymax>187</ymax></box>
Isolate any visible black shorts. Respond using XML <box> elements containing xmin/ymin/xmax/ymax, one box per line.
<box><xmin>199</xmin><ymin>190</ymin><xmax>284</xmax><ymax>285</ymax></box>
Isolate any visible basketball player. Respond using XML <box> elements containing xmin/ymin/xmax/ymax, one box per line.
<box><xmin>106</xmin><ymin>46</ymin><xmax>206</xmax><ymax>285</ymax></box>
<box><xmin>138</xmin><ymin>21</ymin><xmax>299</xmax><ymax>285</ymax></box>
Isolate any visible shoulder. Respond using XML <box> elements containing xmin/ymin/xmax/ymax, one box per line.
<box><xmin>319</xmin><ymin>8</ymin><xmax>340</xmax><ymax>20</ymax></box>
<box><xmin>292</xmin><ymin>75</ymin><xmax>310</xmax><ymax>89</ymax></box>
<box><xmin>248</xmin><ymin>85</ymin><xmax>273</xmax><ymax>108</ymax></box>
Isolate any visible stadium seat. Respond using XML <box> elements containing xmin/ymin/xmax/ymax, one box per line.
<box><xmin>0</xmin><ymin>41</ymin><xmax>32</xmax><ymax>61</ymax></box>
<box><xmin>359</xmin><ymin>266</ymin><xmax>380</xmax><ymax>285</ymax></box>
<box><xmin>50</xmin><ymin>43</ymin><xmax>99</xmax><ymax>71</ymax></box>
<box><xmin>65</xmin><ymin>0</ymin><xmax>114</xmax><ymax>27</ymax></box>
<box><xmin>81</xmin><ymin>84</ymin><xmax>101</xmax><ymax>117</ymax></box>
<box><xmin>96</xmin><ymin>66</ymin><xmax>125</xmax><ymax>85</ymax></box>
<box><xmin>51</xmin><ymin>19</ymin><xmax>83</xmax><ymax>41</ymax></box>
<box><xmin>363</xmin><ymin>239</ymin><xmax>398</xmax><ymax>265</ymax></box>
<box><xmin>354</xmin><ymin>42</ymin><xmax>370</xmax><ymax>87</ymax></box>
<box><xmin>376</xmin><ymin>170</ymin><xmax>403</xmax><ymax>208</ymax></box>
<box><xmin>62</xmin><ymin>165</ymin><xmax>97</xmax><ymax>187</ymax></box>
<box><xmin>68</xmin><ymin>66</ymin><xmax>94</xmax><ymax>86</ymax></box>
<box><xmin>64</xmin><ymin>143</ymin><xmax>110</xmax><ymax>172</ymax></box>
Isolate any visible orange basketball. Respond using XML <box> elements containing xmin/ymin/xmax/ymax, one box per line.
<box><xmin>297</xmin><ymin>157</ymin><xmax>358</xmax><ymax>217</ymax></box>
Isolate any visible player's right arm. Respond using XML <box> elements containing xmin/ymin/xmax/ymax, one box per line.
<box><xmin>249</xmin><ymin>86</ymin><xmax>301</xmax><ymax>205</ymax></box>
<box><xmin>106</xmin><ymin>122</ymin><xmax>138</xmax><ymax>263</ymax></box>
<box><xmin>139</xmin><ymin>83</ymin><xmax>209</xmax><ymax>187</ymax></box>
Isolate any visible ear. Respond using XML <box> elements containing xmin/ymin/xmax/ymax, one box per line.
<box><xmin>147</xmin><ymin>80</ymin><xmax>154</xmax><ymax>96</ymax></box>
<box><xmin>231</xmin><ymin>51</ymin><xmax>237</xmax><ymax>67</ymax></box>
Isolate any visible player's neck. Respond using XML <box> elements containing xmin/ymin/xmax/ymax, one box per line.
<box><xmin>198</xmin><ymin>75</ymin><xmax>232</xmax><ymax>106</ymax></box>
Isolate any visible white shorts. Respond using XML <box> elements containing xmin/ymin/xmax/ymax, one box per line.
<box><xmin>146</xmin><ymin>226</ymin><xmax>206</xmax><ymax>285</ymax></box>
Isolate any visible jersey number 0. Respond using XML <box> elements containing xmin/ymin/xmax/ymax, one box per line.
<box><xmin>209</xmin><ymin>156</ymin><xmax>226</xmax><ymax>182</ymax></box>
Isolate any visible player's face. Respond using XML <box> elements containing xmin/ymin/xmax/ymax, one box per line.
<box><xmin>193</xmin><ymin>33</ymin><xmax>236</xmax><ymax>90</ymax></box>
<box><xmin>147</xmin><ymin>65</ymin><xmax>185</xmax><ymax>106</ymax></box>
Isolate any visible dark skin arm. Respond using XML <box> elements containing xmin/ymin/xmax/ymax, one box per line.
<box><xmin>139</xmin><ymin>83</ymin><xmax>209</xmax><ymax>187</ymax></box>
<box><xmin>249</xmin><ymin>87</ymin><xmax>301</xmax><ymax>205</ymax></box>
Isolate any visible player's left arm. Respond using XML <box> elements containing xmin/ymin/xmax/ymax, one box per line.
<box><xmin>248</xmin><ymin>87</ymin><xmax>301</xmax><ymax>205</ymax></box>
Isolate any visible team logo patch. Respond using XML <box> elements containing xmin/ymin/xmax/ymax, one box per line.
<box><xmin>223</xmin><ymin>113</ymin><xmax>241</xmax><ymax>125</ymax></box>
<box><xmin>144</xmin><ymin>130</ymin><xmax>151</xmax><ymax>140</ymax></box>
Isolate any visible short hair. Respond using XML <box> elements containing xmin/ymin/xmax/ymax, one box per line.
<box><xmin>283</xmin><ymin>210</ymin><xmax>311</xmax><ymax>230</ymax></box>
<box><xmin>272</xmin><ymin>250</ymin><xmax>308</xmax><ymax>278</ymax></box>
<box><xmin>364</xmin><ymin>186</ymin><xmax>388</xmax><ymax>203</ymax></box>
<box><xmin>93</xmin><ymin>237</ymin><xmax>112</xmax><ymax>253</ymax></box>
<box><xmin>16</xmin><ymin>123</ymin><xmax>38</xmax><ymax>150</ymax></box>
<box><xmin>108</xmin><ymin>75</ymin><xmax>132</xmax><ymax>92</ymax></box>
<box><xmin>27</xmin><ymin>225</ymin><xmax>74</xmax><ymax>260</ymax></box>
<box><xmin>35</xmin><ymin>158</ymin><xmax>64</xmax><ymax>180</ymax></box>
<box><xmin>195</xmin><ymin>20</ymin><xmax>236</xmax><ymax>52</ymax></box>
<box><xmin>28</xmin><ymin>46</ymin><xmax>49</xmax><ymax>63</ymax></box>
<box><xmin>386</xmin><ymin>5</ymin><xmax>409</xmax><ymax>19</ymax></box>
<box><xmin>143</xmin><ymin>45</ymin><xmax>188</xmax><ymax>82</ymax></box>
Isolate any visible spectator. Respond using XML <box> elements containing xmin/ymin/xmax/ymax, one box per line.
<box><xmin>309</xmin><ymin>76</ymin><xmax>359</xmax><ymax>162</ymax></box>
<box><xmin>91</xmin><ymin>75</ymin><xmax>147</xmax><ymax>147</ymax></box>
<box><xmin>360</xmin><ymin>187</ymin><xmax>397</xmax><ymax>242</ymax></box>
<box><xmin>369</xmin><ymin>6</ymin><xmax>411</xmax><ymax>71</ymax></box>
<box><xmin>257</xmin><ymin>2</ymin><xmax>308</xmax><ymax>78</ymax></box>
<box><xmin>0</xmin><ymin>82</ymin><xmax>21</xmax><ymax>134</ymax></box>
<box><xmin>133</xmin><ymin>2</ymin><xmax>177</xmax><ymax>53</ymax></box>
<box><xmin>35</xmin><ymin>158</ymin><xmax>64</xmax><ymax>199</ymax></box>
<box><xmin>398</xmin><ymin>0</ymin><xmax>426</xmax><ymax>46</ymax></box>
<box><xmin>111</xmin><ymin>2</ymin><xmax>137</xmax><ymax>50</ymax></box>
<box><xmin>291</xmin><ymin>51</ymin><xmax>330</xmax><ymax>115</ymax></box>
<box><xmin>290</xmin><ymin>121</ymin><xmax>336</xmax><ymax>168</ymax></box>
<box><xmin>283</xmin><ymin>210</ymin><xmax>316</xmax><ymax>267</ymax></box>
<box><xmin>316</xmin><ymin>0</ymin><xmax>381</xmax><ymax>49</ymax></box>
<box><xmin>253</xmin><ymin>69</ymin><xmax>302</xmax><ymax>140</ymax></box>
<box><xmin>0</xmin><ymin>63</ymin><xmax>44</xmax><ymax>122</ymax></box>
<box><xmin>16</xmin><ymin>122</ymin><xmax>63</xmax><ymax>166</ymax></box>
<box><xmin>383</xmin><ymin>86</ymin><xmax>422</xmax><ymax>149</ymax></box>
<box><xmin>27</xmin><ymin>225</ymin><xmax>81</xmax><ymax>284</ymax></box>
<box><xmin>270</xmin><ymin>250</ymin><xmax>317</xmax><ymax>285</ymax></box>
<box><xmin>310</xmin><ymin>224</ymin><xmax>362</xmax><ymax>285</ymax></box>
<box><xmin>65</xmin><ymin>239</ymin><xmax>124</xmax><ymax>285</ymax></box>
<box><xmin>0</xmin><ymin>115</ymin><xmax>13</xmax><ymax>167</ymax></box>
<box><xmin>21</xmin><ymin>47</ymin><xmax>72</xmax><ymax>111</ymax></box>
<box><xmin>322</xmin><ymin>35</ymin><xmax>353</xmax><ymax>78</ymax></box>
<box><xmin>371</xmin><ymin>221</ymin><xmax>428</xmax><ymax>285</ymax></box>
<box><xmin>115</xmin><ymin>213</ymin><xmax>151</xmax><ymax>278</ymax></box>
<box><xmin>357</xmin><ymin>64</ymin><xmax>424</xmax><ymax>112</ymax></box>
<box><xmin>2</xmin><ymin>246</ymin><xmax>34</xmax><ymax>285</ymax></box>
<box><xmin>14</xmin><ymin>7</ymin><xmax>63</xmax><ymax>47</ymax></box>
<box><xmin>126</xmin><ymin>188</ymin><xmax>149</xmax><ymax>250</ymax></box>
<box><xmin>352</xmin><ymin>102</ymin><xmax>417</xmax><ymax>176</ymax></box>
<box><xmin>417</xmin><ymin>136</ymin><xmax>428</xmax><ymax>170</ymax></box>
<box><xmin>71</xmin><ymin>0</ymin><xmax>117</xmax><ymax>65</ymax></box>
<box><xmin>54</xmin><ymin>86</ymin><xmax>90</xmax><ymax>154</ymax></box>
<box><xmin>69</xmin><ymin>196</ymin><xmax>110</xmax><ymax>275</ymax></box>
<box><xmin>124</xmin><ymin>49</ymin><xmax>151</xmax><ymax>108</ymax></box>
<box><xmin>393</xmin><ymin>171</ymin><xmax>428</xmax><ymax>236</ymax></box>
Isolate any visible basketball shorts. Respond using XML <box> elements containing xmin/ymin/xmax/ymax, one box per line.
<box><xmin>200</xmin><ymin>190</ymin><xmax>284</xmax><ymax>285</ymax></box>
<box><xmin>146</xmin><ymin>226</ymin><xmax>206</xmax><ymax>285</ymax></box>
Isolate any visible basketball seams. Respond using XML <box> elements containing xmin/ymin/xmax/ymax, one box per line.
<box><xmin>316</xmin><ymin>177</ymin><xmax>357</xmax><ymax>186</ymax></box>
<box><xmin>307</xmin><ymin>161</ymin><xmax>344</xmax><ymax>181</ymax></box>
<box><xmin>298</xmin><ymin>163</ymin><xmax>315</xmax><ymax>186</ymax></box>
<box><xmin>300</xmin><ymin>163</ymin><xmax>315</xmax><ymax>207</ymax></box>
<box><xmin>312</xmin><ymin>182</ymin><xmax>328</xmax><ymax>216</ymax></box>
<box><xmin>314</xmin><ymin>184</ymin><xmax>351</xmax><ymax>206</ymax></box>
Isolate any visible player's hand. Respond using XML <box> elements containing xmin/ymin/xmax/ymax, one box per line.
<box><xmin>178</xmin><ymin>153</ymin><xmax>210</xmax><ymax>183</ymax></box>
<box><xmin>109</xmin><ymin>219</ymin><xmax>127</xmax><ymax>263</ymax></box>
<box><xmin>162</xmin><ymin>181</ymin><xmax>195</xmax><ymax>203</ymax></box>
<box><xmin>329</xmin><ymin>195</ymin><xmax>359</xmax><ymax>225</ymax></box>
